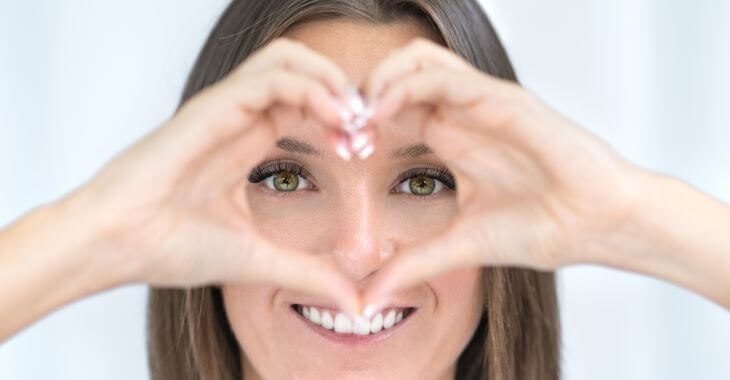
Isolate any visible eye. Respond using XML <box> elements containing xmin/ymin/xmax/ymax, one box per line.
<box><xmin>393</xmin><ymin>166</ymin><xmax>456</xmax><ymax>196</ymax></box>
<box><xmin>248</xmin><ymin>159</ymin><xmax>315</xmax><ymax>193</ymax></box>
<box><xmin>263</xmin><ymin>171</ymin><xmax>311</xmax><ymax>192</ymax></box>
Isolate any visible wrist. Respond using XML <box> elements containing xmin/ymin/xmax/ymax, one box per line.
<box><xmin>0</xmin><ymin>194</ymin><xmax>138</xmax><ymax>340</ymax></box>
<box><xmin>591</xmin><ymin>167</ymin><xmax>730</xmax><ymax>308</ymax></box>
<box><xmin>41</xmin><ymin>190</ymin><xmax>140</xmax><ymax>291</ymax></box>
<box><xmin>590</xmin><ymin>169</ymin><xmax>682</xmax><ymax>270</ymax></box>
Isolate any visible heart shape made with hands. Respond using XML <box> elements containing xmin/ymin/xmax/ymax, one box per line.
<box><xmin>234</xmin><ymin>37</ymin><xmax>608</xmax><ymax>320</ymax></box>
<box><xmin>248</xmin><ymin>76</ymin><xmax>482</xmax><ymax>320</ymax></box>
<box><xmin>228</xmin><ymin>39</ymin><xmax>513</xmax><ymax>320</ymax></box>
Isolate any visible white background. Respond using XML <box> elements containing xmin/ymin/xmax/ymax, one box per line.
<box><xmin>1</xmin><ymin>1</ymin><xmax>729</xmax><ymax>379</ymax></box>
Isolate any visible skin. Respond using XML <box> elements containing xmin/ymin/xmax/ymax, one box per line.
<box><xmin>0</xmin><ymin>6</ymin><xmax>728</xmax><ymax>380</ymax></box>
<box><xmin>222</xmin><ymin>20</ymin><xmax>484</xmax><ymax>380</ymax></box>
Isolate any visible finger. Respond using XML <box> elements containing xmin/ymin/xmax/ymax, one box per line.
<box><xmin>241</xmin><ymin>236</ymin><xmax>362</xmax><ymax>316</ymax></box>
<box><xmin>169</xmin><ymin>68</ymin><xmax>350</xmax><ymax>171</ymax></box>
<box><xmin>237</xmin><ymin>37</ymin><xmax>352</xmax><ymax>99</ymax></box>
<box><xmin>363</xmin><ymin>38</ymin><xmax>474</xmax><ymax>102</ymax></box>
<box><xmin>372</xmin><ymin>66</ymin><xmax>568</xmax><ymax>175</ymax></box>
<box><xmin>362</xmin><ymin>223</ymin><xmax>485</xmax><ymax>309</ymax></box>
<box><xmin>226</xmin><ymin>67</ymin><xmax>349</xmax><ymax>131</ymax></box>
<box><xmin>370</xmin><ymin>68</ymin><xmax>502</xmax><ymax>126</ymax></box>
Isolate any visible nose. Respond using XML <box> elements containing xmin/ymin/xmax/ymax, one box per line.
<box><xmin>323</xmin><ymin>184</ymin><xmax>395</xmax><ymax>283</ymax></box>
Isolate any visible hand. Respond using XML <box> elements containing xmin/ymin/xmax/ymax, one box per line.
<box><xmin>64</xmin><ymin>38</ymin><xmax>361</xmax><ymax>313</ymax></box>
<box><xmin>360</xmin><ymin>38</ymin><xmax>645</xmax><ymax>306</ymax></box>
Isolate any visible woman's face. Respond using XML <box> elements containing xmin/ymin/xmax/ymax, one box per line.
<box><xmin>222</xmin><ymin>19</ymin><xmax>483</xmax><ymax>380</ymax></box>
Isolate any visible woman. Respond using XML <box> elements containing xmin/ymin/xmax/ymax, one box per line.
<box><xmin>1</xmin><ymin>1</ymin><xmax>728</xmax><ymax>379</ymax></box>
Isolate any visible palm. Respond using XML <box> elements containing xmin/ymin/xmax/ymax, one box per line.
<box><xmin>422</xmin><ymin>93</ymin><xmax>641</xmax><ymax>269</ymax></box>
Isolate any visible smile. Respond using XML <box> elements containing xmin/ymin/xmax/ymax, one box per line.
<box><xmin>292</xmin><ymin>304</ymin><xmax>415</xmax><ymax>335</ymax></box>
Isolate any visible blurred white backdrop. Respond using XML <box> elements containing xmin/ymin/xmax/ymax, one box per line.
<box><xmin>1</xmin><ymin>1</ymin><xmax>729</xmax><ymax>379</ymax></box>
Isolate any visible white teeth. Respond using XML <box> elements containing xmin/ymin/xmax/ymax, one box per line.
<box><xmin>352</xmin><ymin>316</ymin><xmax>370</xmax><ymax>335</ymax></box>
<box><xmin>370</xmin><ymin>313</ymin><xmax>383</xmax><ymax>333</ymax></box>
<box><xmin>383</xmin><ymin>309</ymin><xmax>396</xmax><ymax>329</ymax></box>
<box><xmin>309</xmin><ymin>307</ymin><xmax>320</xmax><ymax>324</ymax></box>
<box><xmin>321</xmin><ymin>311</ymin><xmax>334</xmax><ymax>330</ymax></box>
<box><xmin>334</xmin><ymin>313</ymin><xmax>353</xmax><ymax>334</ymax></box>
<box><xmin>296</xmin><ymin>305</ymin><xmax>409</xmax><ymax>335</ymax></box>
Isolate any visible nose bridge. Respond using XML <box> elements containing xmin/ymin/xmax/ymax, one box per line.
<box><xmin>330</xmin><ymin>184</ymin><xmax>393</xmax><ymax>282</ymax></box>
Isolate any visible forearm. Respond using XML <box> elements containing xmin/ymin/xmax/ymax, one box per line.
<box><xmin>0</xmin><ymin>195</ymin><xmax>134</xmax><ymax>341</ymax></box>
<box><xmin>596</xmin><ymin>169</ymin><xmax>730</xmax><ymax>309</ymax></box>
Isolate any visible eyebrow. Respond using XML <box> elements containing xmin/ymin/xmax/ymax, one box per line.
<box><xmin>275</xmin><ymin>137</ymin><xmax>434</xmax><ymax>159</ymax></box>
<box><xmin>275</xmin><ymin>137</ymin><xmax>322</xmax><ymax>157</ymax></box>
<box><xmin>390</xmin><ymin>143</ymin><xmax>433</xmax><ymax>159</ymax></box>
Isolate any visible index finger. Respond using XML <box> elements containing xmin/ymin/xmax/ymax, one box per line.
<box><xmin>363</xmin><ymin>38</ymin><xmax>474</xmax><ymax>101</ymax></box>
<box><xmin>236</xmin><ymin>37</ymin><xmax>353</xmax><ymax>100</ymax></box>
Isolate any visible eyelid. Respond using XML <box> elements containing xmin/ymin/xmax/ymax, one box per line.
<box><xmin>249</xmin><ymin>159</ymin><xmax>455</xmax><ymax>197</ymax></box>
<box><xmin>391</xmin><ymin>165</ymin><xmax>456</xmax><ymax>192</ymax></box>
<box><xmin>248</xmin><ymin>159</ymin><xmax>318</xmax><ymax>197</ymax></box>
<box><xmin>248</xmin><ymin>159</ymin><xmax>315</xmax><ymax>184</ymax></box>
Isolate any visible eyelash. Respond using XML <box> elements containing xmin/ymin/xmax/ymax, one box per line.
<box><xmin>247</xmin><ymin>159</ymin><xmax>456</xmax><ymax>198</ymax></box>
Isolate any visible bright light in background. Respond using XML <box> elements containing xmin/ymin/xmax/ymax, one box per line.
<box><xmin>1</xmin><ymin>1</ymin><xmax>729</xmax><ymax>379</ymax></box>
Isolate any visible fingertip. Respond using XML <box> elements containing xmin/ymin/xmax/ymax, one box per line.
<box><xmin>335</xmin><ymin>285</ymin><xmax>362</xmax><ymax>318</ymax></box>
<box><xmin>362</xmin><ymin>82</ymin><xmax>380</xmax><ymax>106</ymax></box>
<box><xmin>372</xmin><ymin>88</ymin><xmax>402</xmax><ymax>126</ymax></box>
<box><xmin>322</xmin><ymin>95</ymin><xmax>353</xmax><ymax>128</ymax></box>
<box><xmin>332</xmin><ymin>78</ymin><xmax>353</xmax><ymax>99</ymax></box>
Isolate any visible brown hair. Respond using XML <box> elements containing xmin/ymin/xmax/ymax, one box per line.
<box><xmin>147</xmin><ymin>1</ymin><xmax>560</xmax><ymax>379</ymax></box>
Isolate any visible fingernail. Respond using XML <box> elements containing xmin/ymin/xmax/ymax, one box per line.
<box><xmin>345</xmin><ymin>85</ymin><xmax>365</xmax><ymax>115</ymax></box>
<box><xmin>336</xmin><ymin>141</ymin><xmax>352</xmax><ymax>161</ymax></box>
<box><xmin>362</xmin><ymin>97</ymin><xmax>378</xmax><ymax>119</ymax></box>
<box><xmin>357</xmin><ymin>143</ymin><xmax>374</xmax><ymax>160</ymax></box>
<box><xmin>361</xmin><ymin>303</ymin><xmax>380</xmax><ymax>319</ymax></box>
<box><xmin>342</xmin><ymin>120</ymin><xmax>358</xmax><ymax>134</ymax></box>
<box><xmin>353</xmin><ymin>116</ymin><xmax>368</xmax><ymax>129</ymax></box>
<box><xmin>350</xmin><ymin>313</ymin><xmax>369</xmax><ymax>327</ymax></box>
<box><xmin>338</xmin><ymin>104</ymin><xmax>354</xmax><ymax>123</ymax></box>
<box><xmin>350</xmin><ymin>131</ymin><xmax>369</xmax><ymax>152</ymax></box>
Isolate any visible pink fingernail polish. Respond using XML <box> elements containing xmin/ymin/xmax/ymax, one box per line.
<box><xmin>357</xmin><ymin>143</ymin><xmax>374</xmax><ymax>160</ymax></box>
<box><xmin>350</xmin><ymin>131</ymin><xmax>369</xmax><ymax>152</ymax></box>
<box><xmin>340</xmin><ymin>107</ymin><xmax>354</xmax><ymax>123</ymax></box>
<box><xmin>361</xmin><ymin>303</ymin><xmax>379</xmax><ymax>319</ymax></box>
<box><xmin>345</xmin><ymin>85</ymin><xmax>366</xmax><ymax>115</ymax></box>
<box><xmin>362</xmin><ymin>98</ymin><xmax>378</xmax><ymax>119</ymax></box>
<box><xmin>336</xmin><ymin>142</ymin><xmax>352</xmax><ymax>161</ymax></box>
<box><xmin>350</xmin><ymin>313</ymin><xmax>369</xmax><ymax>327</ymax></box>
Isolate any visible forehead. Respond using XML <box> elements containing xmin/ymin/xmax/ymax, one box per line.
<box><xmin>278</xmin><ymin>18</ymin><xmax>444</xmax><ymax>161</ymax></box>
<box><xmin>282</xmin><ymin>18</ymin><xmax>442</xmax><ymax>87</ymax></box>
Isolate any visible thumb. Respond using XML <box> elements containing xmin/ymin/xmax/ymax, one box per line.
<box><xmin>362</xmin><ymin>222</ymin><xmax>484</xmax><ymax>312</ymax></box>
<box><xmin>239</xmin><ymin>235</ymin><xmax>362</xmax><ymax>317</ymax></box>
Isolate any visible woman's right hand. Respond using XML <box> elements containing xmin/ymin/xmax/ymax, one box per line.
<box><xmin>60</xmin><ymin>38</ymin><xmax>360</xmax><ymax>312</ymax></box>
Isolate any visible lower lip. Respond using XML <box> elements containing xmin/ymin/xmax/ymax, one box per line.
<box><xmin>291</xmin><ymin>305</ymin><xmax>416</xmax><ymax>346</ymax></box>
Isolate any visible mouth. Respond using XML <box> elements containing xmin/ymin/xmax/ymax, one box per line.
<box><xmin>291</xmin><ymin>304</ymin><xmax>416</xmax><ymax>344</ymax></box>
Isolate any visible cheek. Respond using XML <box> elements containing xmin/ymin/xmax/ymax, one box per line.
<box><xmin>427</xmin><ymin>268</ymin><xmax>484</xmax><ymax>355</ymax></box>
<box><xmin>221</xmin><ymin>284</ymin><xmax>277</xmax><ymax>367</ymax></box>
<box><xmin>384</xmin><ymin>196</ymin><xmax>458</xmax><ymax>244</ymax></box>
<box><xmin>244</xmin><ymin>185</ymin><xmax>330</xmax><ymax>248</ymax></box>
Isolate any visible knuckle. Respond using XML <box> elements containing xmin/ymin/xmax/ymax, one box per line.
<box><xmin>411</xmin><ymin>37</ymin><xmax>435</xmax><ymax>51</ymax></box>
<box><xmin>270</xmin><ymin>37</ymin><xmax>292</xmax><ymax>49</ymax></box>
<box><xmin>271</xmin><ymin>37</ymin><xmax>305</xmax><ymax>53</ymax></box>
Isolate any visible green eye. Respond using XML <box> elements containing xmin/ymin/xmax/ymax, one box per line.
<box><xmin>264</xmin><ymin>171</ymin><xmax>310</xmax><ymax>192</ymax></box>
<box><xmin>273</xmin><ymin>172</ymin><xmax>298</xmax><ymax>191</ymax></box>
<box><xmin>407</xmin><ymin>175</ymin><xmax>437</xmax><ymax>195</ymax></box>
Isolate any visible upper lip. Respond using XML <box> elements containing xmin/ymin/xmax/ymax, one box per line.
<box><xmin>288</xmin><ymin>300</ymin><xmax>417</xmax><ymax>313</ymax></box>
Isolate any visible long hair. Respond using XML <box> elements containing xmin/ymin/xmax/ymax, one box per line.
<box><xmin>147</xmin><ymin>1</ymin><xmax>560</xmax><ymax>379</ymax></box>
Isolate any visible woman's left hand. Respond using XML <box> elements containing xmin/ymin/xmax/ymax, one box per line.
<box><xmin>359</xmin><ymin>38</ymin><xmax>647</xmax><ymax>306</ymax></box>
